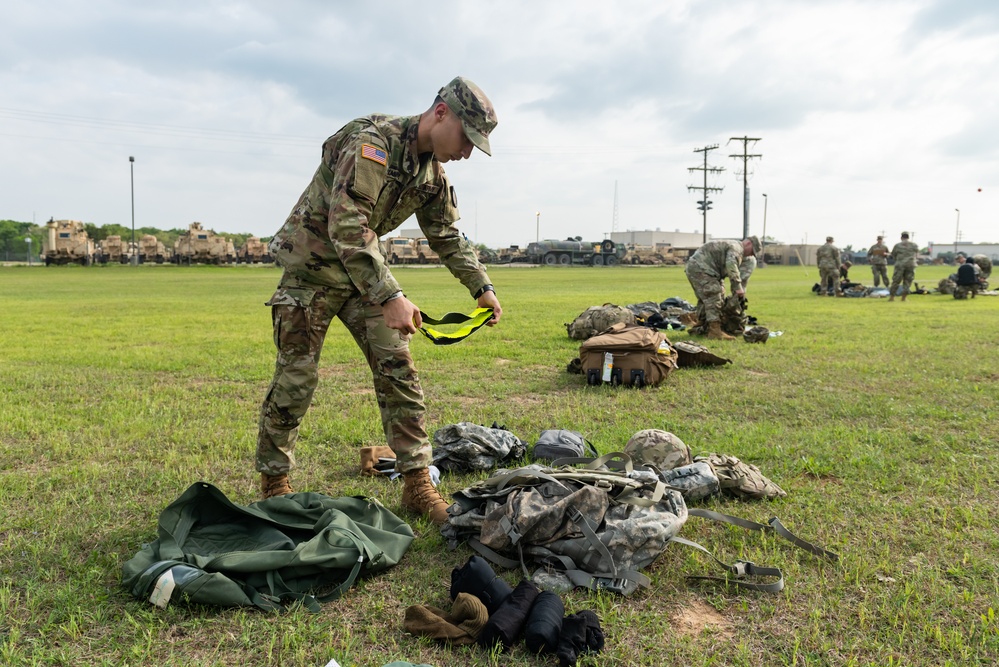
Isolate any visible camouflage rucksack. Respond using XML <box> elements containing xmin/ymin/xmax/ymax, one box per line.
<box><xmin>565</xmin><ymin>304</ymin><xmax>636</xmax><ymax>340</ymax></box>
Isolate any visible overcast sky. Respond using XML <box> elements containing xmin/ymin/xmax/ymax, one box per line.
<box><xmin>2</xmin><ymin>0</ymin><xmax>996</xmax><ymax>250</ymax></box>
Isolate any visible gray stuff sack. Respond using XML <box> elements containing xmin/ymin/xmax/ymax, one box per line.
<box><xmin>533</xmin><ymin>430</ymin><xmax>598</xmax><ymax>462</ymax></box>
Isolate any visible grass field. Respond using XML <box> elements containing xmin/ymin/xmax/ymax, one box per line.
<box><xmin>1</xmin><ymin>262</ymin><xmax>997</xmax><ymax>667</ymax></box>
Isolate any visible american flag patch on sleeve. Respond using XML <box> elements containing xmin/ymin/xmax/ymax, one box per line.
<box><xmin>361</xmin><ymin>144</ymin><xmax>388</xmax><ymax>166</ymax></box>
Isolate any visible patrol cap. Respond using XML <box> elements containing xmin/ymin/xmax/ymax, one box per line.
<box><xmin>438</xmin><ymin>76</ymin><xmax>498</xmax><ymax>156</ymax></box>
<box><xmin>747</xmin><ymin>235</ymin><xmax>762</xmax><ymax>255</ymax></box>
<box><xmin>901</xmin><ymin>231</ymin><xmax>910</xmax><ymax>238</ymax></box>
<box><xmin>826</xmin><ymin>236</ymin><xmax>834</xmax><ymax>242</ymax></box>
<box><xmin>876</xmin><ymin>235</ymin><xmax>883</xmax><ymax>240</ymax></box>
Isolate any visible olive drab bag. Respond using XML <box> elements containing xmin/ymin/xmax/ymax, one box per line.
<box><xmin>578</xmin><ymin>323</ymin><xmax>678</xmax><ymax>387</ymax></box>
<box><xmin>122</xmin><ymin>482</ymin><xmax>415</xmax><ymax>612</ymax></box>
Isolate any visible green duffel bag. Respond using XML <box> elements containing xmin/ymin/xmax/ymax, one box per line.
<box><xmin>122</xmin><ymin>482</ymin><xmax>415</xmax><ymax>612</ymax></box>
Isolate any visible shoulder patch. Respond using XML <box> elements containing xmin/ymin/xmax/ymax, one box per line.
<box><xmin>361</xmin><ymin>143</ymin><xmax>387</xmax><ymax>166</ymax></box>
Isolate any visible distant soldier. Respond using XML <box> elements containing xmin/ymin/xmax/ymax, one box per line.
<box><xmin>815</xmin><ymin>236</ymin><xmax>841</xmax><ymax>296</ymax></box>
<box><xmin>888</xmin><ymin>232</ymin><xmax>920</xmax><ymax>301</ymax></box>
<box><xmin>684</xmin><ymin>236</ymin><xmax>760</xmax><ymax>340</ymax></box>
<box><xmin>867</xmin><ymin>235</ymin><xmax>890</xmax><ymax>287</ymax></box>
<box><xmin>255</xmin><ymin>77</ymin><xmax>502</xmax><ymax>525</ymax></box>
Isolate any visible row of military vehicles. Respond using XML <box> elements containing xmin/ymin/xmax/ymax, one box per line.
<box><xmin>40</xmin><ymin>220</ymin><xmax>274</xmax><ymax>266</ymax></box>
<box><xmin>41</xmin><ymin>219</ymin><xmax>688</xmax><ymax>268</ymax></box>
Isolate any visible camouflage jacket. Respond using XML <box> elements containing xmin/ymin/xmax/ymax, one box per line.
<box><xmin>686</xmin><ymin>240</ymin><xmax>745</xmax><ymax>291</ymax></box>
<box><xmin>867</xmin><ymin>242</ymin><xmax>889</xmax><ymax>265</ymax></box>
<box><xmin>815</xmin><ymin>243</ymin><xmax>840</xmax><ymax>269</ymax></box>
<box><xmin>890</xmin><ymin>240</ymin><xmax>920</xmax><ymax>269</ymax></box>
<box><xmin>269</xmin><ymin>114</ymin><xmax>490</xmax><ymax>304</ymax></box>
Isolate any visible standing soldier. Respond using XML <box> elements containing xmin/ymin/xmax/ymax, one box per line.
<box><xmin>256</xmin><ymin>77</ymin><xmax>502</xmax><ymax>525</ymax></box>
<box><xmin>867</xmin><ymin>235</ymin><xmax>890</xmax><ymax>287</ymax></box>
<box><xmin>684</xmin><ymin>236</ymin><xmax>760</xmax><ymax>340</ymax></box>
<box><xmin>888</xmin><ymin>231</ymin><xmax>920</xmax><ymax>301</ymax></box>
<box><xmin>816</xmin><ymin>236</ymin><xmax>841</xmax><ymax>296</ymax></box>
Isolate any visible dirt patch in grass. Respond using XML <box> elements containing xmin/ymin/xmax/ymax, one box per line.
<box><xmin>673</xmin><ymin>599</ymin><xmax>735</xmax><ymax>639</ymax></box>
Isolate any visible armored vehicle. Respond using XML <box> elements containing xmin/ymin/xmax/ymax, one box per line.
<box><xmin>96</xmin><ymin>235</ymin><xmax>128</xmax><ymax>264</ymax></box>
<box><xmin>236</xmin><ymin>236</ymin><xmax>273</xmax><ymax>264</ymax></box>
<box><xmin>137</xmin><ymin>234</ymin><xmax>167</xmax><ymax>264</ymax></box>
<box><xmin>384</xmin><ymin>237</ymin><xmax>420</xmax><ymax>264</ymax></box>
<box><xmin>172</xmin><ymin>222</ymin><xmax>234</xmax><ymax>265</ymax></box>
<box><xmin>42</xmin><ymin>218</ymin><xmax>95</xmax><ymax>266</ymax></box>
<box><xmin>525</xmin><ymin>238</ymin><xmax>626</xmax><ymax>266</ymax></box>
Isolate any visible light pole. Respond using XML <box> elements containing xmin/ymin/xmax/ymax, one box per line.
<box><xmin>761</xmin><ymin>193</ymin><xmax>768</xmax><ymax>267</ymax></box>
<box><xmin>129</xmin><ymin>156</ymin><xmax>137</xmax><ymax>265</ymax></box>
<box><xmin>25</xmin><ymin>237</ymin><xmax>32</xmax><ymax>266</ymax></box>
<box><xmin>954</xmin><ymin>208</ymin><xmax>960</xmax><ymax>254</ymax></box>
<box><xmin>535</xmin><ymin>211</ymin><xmax>540</xmax><ymax>243</ymax></box>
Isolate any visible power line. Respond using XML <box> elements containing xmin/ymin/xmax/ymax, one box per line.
<box><xmin>687</xmin><ymin>144</ymin><xmax>725</xmax><ymax>243</ymax></box>
<box><xmin>728</xmin><ymin>136</ymin><xmax>762</xmax><ymax>239</ymax></box>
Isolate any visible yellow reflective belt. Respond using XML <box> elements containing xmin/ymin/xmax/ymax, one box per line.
<box><xmin>417</xmin><ymin>308</ymin><xmax>494</xmax><ymax>345</ymax></box>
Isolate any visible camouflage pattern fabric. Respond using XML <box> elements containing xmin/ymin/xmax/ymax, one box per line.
<box><xmin>689</xmin><ymin>294</ymin><xmax>747</xmax><ymax>336</ymax></box>
<box><xmin>624</xmin><ymin>430</ymin><xmax>692</xmax><ymax>470</ymax></box>
<box><xmin>685</xmin><ymin>240</ymin><xmax>745</xmax><ymax>323</ymax></box>
<box><xmin>937</xmin><ymin>277</ymin><xmax>956</xmax><ymax>295</ymax></box>
<box><xmin>695</xmin><ymin>454</ymin><xmax>787</xmax><ymax>499</ymax></box>
<box><xmin>438</xmin><ymin>77</ymin><xmax>498</xmax><ymax>156</ymax></box>
<box><xmin>890</xmin><ymin>240</ymin><xmax>920</xmax><ymax>268</ymax></box>
<box><xmin>257</xmin><ymin>278</ymin><xmax>433</xmax><ymax>475</ymax></box>
<box><xmin>867</xmin><ymin>242</ymin><xmax>889</xmax><ymax>266</ymax></box>
<box><xmin>566</xmin><ymin>304</ymin><xmax>636</xmax><ymax>340</ymax></box>
<box><xmin>740</xmin><ymin>255</ymin><xmax>757</xmax><ymax>288</ymax></box>
<box><xmin>660</xmin><ymin>461</ymin><xmax>720</xmax><ymax>501</ymax></box>
<box><xmin>743</xmin><ymin>325</ymin><xmax>770</xmax><ymax>343</ymax></box>
<box><xmin>972</xmin><ymin>254</ymin><xmax>992</xmax><ymax>280</ymax></box>
<box><xmin>432</xmin><ymin>422</ymin><xmax>528</xmax><ymax>472</ymax></box>
<box><xmin>816</xmin><ymin>242</ymin><xmax>841</xmax><ymax>295</ymax></box>
<box><xmin>871</xmin><ymin>263</ymin><xmax>889</xmax><ymax>287</ymax></box>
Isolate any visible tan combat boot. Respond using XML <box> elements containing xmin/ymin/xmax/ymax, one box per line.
<box><xmin>888</xmin><ymin>294</ymin><xmax>895</xmax><ymax>302</ymax></box>
<box><xmin>706</xmin><ymin>321</ymin><xmax>735</xmax><ymax>341</ymax></box>
<box><xmin>402</xmin><ymin>468</ymin><xmax>450</xmax><ymax>525</ymax></box>
<box><xmin>260</xmin><ymin>473</ymin><xmax>294</xmax><ymax>499</ymax></box>
<box><xmin>900</xmin><ymin>293</ymin><xmax>907</xmax><ymax>302</ymax></box>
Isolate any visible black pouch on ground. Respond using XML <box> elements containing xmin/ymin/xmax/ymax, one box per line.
<box><xmin>557</xmin><ymin>609</ymin><xmax>605</xmax><ymax>667</ymax></box>
<box><xmin>476</xmin><ymin>580</ymin><xmax>540</xmax><ymax>650</ymax></box>
<box><xmin>450</xmin><ymin>555</ymin><xmax>513</xmax><ymax>615</ymax></box>
<box><xmin>524</xmin><ymin>590</ymin><xmax>565</xmax><ymax>654</ymax></box>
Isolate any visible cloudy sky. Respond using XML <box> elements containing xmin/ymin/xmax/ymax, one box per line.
<box><xmin>2</xmin><ymin>0</ymin><xmax>996</xmax><ymax>251</ymax></box>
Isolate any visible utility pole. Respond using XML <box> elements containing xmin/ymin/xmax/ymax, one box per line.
<box><xmin>611</xmin><ymin>180</ymin><xmax>619</xmax><ymax>234</ymax></box>
<box><xmin>687</xmin><ymin>145</ymin><xmax>725</xmax><ymax>243</ymax></box>
<box><xmin>761</xmin><ymin>193</ymin><xmax>768</xmax><ymax>266</ymax></box>
<box><xmin>728</xmin><ymin>136</ymin><xmax>762</xmax><ymax>239</ymax></box>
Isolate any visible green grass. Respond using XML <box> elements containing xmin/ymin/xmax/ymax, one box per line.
<box><xmin>1</xmin><ymin>262</ymin><xmax>997</xmax><ymax>666</ymax></box>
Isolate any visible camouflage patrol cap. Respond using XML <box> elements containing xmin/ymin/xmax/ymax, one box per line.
<box><xmin>624</xmin><ymin>429</ymin><xmax>692</xmax><ymax>470</ymax></box>
<box><xmin>747</xmin><ymin>235</ymin><xmax>761</xmax><ymax>255</ymax></box>
<box><xmin>438</xmin><ymin>76</ymin><xmax>498</xmax><ymax>156</ymax></box>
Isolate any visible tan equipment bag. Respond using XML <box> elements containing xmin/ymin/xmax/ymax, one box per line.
<box><xmin>579</xmin><ymin>323</ymin><xmax>678</xmax><ymax>387</ymax></box>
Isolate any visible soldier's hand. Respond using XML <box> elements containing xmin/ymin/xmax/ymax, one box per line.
<box><xmin>735</xmin><ymin>288</ymin><xmax>746</xmax><ymax>297</ymax></box>
<box><xmin>477</xmin><ymin>290</ymin><xmax>502</xmax><ymax>326</ymax></box>
<box><xmin>382</xmin><ymin>296</ymin><xmax>422</xmax><ymax>334</ymax></box>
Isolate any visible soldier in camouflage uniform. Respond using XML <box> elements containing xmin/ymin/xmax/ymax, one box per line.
<box><xmin>684</xmin><ymin>236</ymin><xmax>760</xmax><ymax>340</ymax></box>
<box><xmin>256</xmin><ymin>77</ymin><xmax>502</xmax><ymax>525</ymax></box>
<box><xmin>866</xmin><ymin>235</ymin><xmax>890</xmax><ymax>287</ymax></box>
<box><xmin>972</xmin><ymin>254</ymin><xmax>992</xmax><ymax>284</ymax></box>
<box><xmin>888</xmin><ymin>231</ymin><xmax>920</xmax><ymax>301</ymax></box>
<box><xmin>815</xmin><ymin>236</ymin><xmax>841</xmax><ymax>296</ymax></box>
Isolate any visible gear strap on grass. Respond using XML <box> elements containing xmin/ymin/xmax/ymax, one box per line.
<box><xmin>417</xmin><ymin>308</ymin><xmax>494</xmax><ymax>345</ymax></box>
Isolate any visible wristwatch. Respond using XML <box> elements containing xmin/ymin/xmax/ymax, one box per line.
<box><xmin>473</xmin><ymin>284</ymin><xmax>495</xmax><ymax>299</ymax></box>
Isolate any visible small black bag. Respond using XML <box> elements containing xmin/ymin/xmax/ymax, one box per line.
<box><xmin>532</xmin><ymin>430</ymin><xmax>597</xmax><ymax>462</ymax></box>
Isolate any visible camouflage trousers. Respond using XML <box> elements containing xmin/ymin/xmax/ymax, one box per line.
<box><xmin>890</xmin><ymin>265</ymin><xmax>916</xmax><ymax>296</ymax></box>
<box><xmin>256</xmin><ymin>276</ymin><xmax>431</xmax><ymax>476</ymax></box>
<box><xmin>818</xmin><ymin>266</ymin><xmax>839</xmax><ymax>295</ymax></box>
<box><xmin>684</xmin><ymin>270</ymin><xmax>725</xmax><ymax>323</ymax></box>
<box><xmin>870</xmin><ymin>263</ymin><xmax>889</xmax><ymax>287</ymax></box>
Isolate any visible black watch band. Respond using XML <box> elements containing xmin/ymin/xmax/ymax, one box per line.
<box><xmin>473</xmin><ymin>284</ymin><xmax>495</xmax><ymax>299</ymax></box>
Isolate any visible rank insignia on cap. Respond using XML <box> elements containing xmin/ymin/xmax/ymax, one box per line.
<box><xmin>361</xmin><ymin>144</ymin><xmax>387</xmax><ymax>166</ymax></box>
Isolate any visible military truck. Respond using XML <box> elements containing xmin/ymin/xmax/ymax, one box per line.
<box><xmin>525</xmin><ymin>238</ymin><xmax>625</xmax><ymax>266</ymax></box>
<box><xmin>42</xmin><ymin>218</ymin><xmax>95</xmax><ymax>266</ymax></box>
<box><xmin>96</xmin><ymin>235</ymin><xmax>128</xmax><ymax>264</ymax></box>
<box><xmin>172</xmin><ymin>222</ymin><xmax>234</xmax><ymax>265</ymax></box>
<box><xmin>384</xmin><ymin>237</ymin><xmax>420</xmax><ymax>264</ymax></box>
<box><xmin>136</xmin><ymin>234</ymin><xmax>167</xmax><ymax>264</ymax></box>
<box><xmin>414</xmin><ymin>238</ymin><xmax>440</xmax><ymax>264</ymax></box>
<box><xmin>236</xmin><ymin>236</ymin><xmax>273</xmax><ymax>264</ymax></box>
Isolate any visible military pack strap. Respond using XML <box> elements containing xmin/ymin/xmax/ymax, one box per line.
<box><xmin>687</xmin><ymin>509</ymin><xmax>839</xmax><ymax>562</ymax></box>
<box><xmin>418</xmin><ymin>308</ymin><xmax>494</xmax><ymax>345</ymax></box>
<box><xmin>669</xmin><ymin>536</ymin><xmax>785</xmax><ymax>593</ymax></box>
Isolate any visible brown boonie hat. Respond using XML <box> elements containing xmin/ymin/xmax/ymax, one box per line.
<box><xmin>438</xmin><ymin>76</ymin><xmax>498</xmax><ymax>156</ymax></box>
